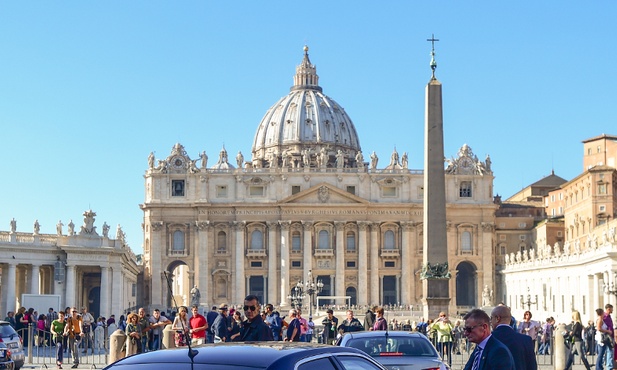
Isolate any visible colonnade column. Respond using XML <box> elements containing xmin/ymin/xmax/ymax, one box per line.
<box><xmin>267</xmin><ymin>222</ymin><xmax>278</xmax><ymax>306</ymax></box>
<box><xmin>111</xmin><ymin>265</ymin><xmax>123</xmax><ymax>317</ymax></box>
<box><xmin>100</xmin><ymin>267</ymin><xmax>110</xmax><ymax>318</ymax></box>
<box><xmin>234</xmin><ymin>221</ymin><xmax>246</xmax><ymax>304</ymax></box>
<box><xmin>65</xmin><ymin>265</ymin><xmax>76</xmax><ymax>307</ymax></box>
<box><xmin>303</xmin><ymin>222</ymin><xmax>313</xmax><ymax>279</ymax></box>
<box><xmin>4</xmin><ymin>263</ymin><xmax>17</xmax><ymax>315</ymax></box>
<box><xmin>400</xmin><ymin>222</ymin><xmax>413</xmax><ymax>305</ymax></box>
<box><xmin>150</xmin><ymin>222</ymin><xmax>165</xmax><ymax>308</ymax></box>
<box><xmin>279</xmin><ymin>221</ymin><xmax>291</xmax><ymax>309</ymax></box>
<box><xmin>370</xmin><ymin>223</ymin><xmax>380</xmax><ymax>305</ymax></box>
<box><xmin>335</xmin><ymin>222</ymin><xmax>345</xmax><ymax>305</ymax></box>
<box><xmin>195</xmin><ymin>222</ymin><xmax>210</xmax><ymax>306</ymax></box>
<box><xmin>357</xmin><ymin>222</ymin><xmax>369</xmax><ymax>306</ymax></box>
<box><xmin>30</xmin><ymin>264</ymin><xmax>40</xmax><ymax>294</ymax></box>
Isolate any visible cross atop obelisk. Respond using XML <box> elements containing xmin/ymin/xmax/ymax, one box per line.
<box><xmin>422</xmin><ymin>34</ymin><xmax>451</xmax><ymax>319</ymax></box>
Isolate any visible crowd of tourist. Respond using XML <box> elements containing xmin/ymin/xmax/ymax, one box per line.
<box><xmin>6</xmin><ymin>299</ymin><xmax>617</xmax><ymax>370</ymax></box>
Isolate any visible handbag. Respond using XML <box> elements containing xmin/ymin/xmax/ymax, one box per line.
<box><xmin>602</xmin><ymin>333</ymin><xmax>613</xmax><ymax>348</ymax></box>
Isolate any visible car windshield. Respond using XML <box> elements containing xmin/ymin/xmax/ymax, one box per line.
<box><xmin>346</xmin><ymin>336</ymin><xmax>437</xmax><ymax>357</ymax></box>
<box><xmin>0</xmin><ymin>324</ymin><xmax>18</xmax><ymax>338</ymax></box>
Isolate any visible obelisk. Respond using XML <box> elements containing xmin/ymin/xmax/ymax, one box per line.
<box><xmin>421</xmin><ymin>35</ymin><xmax>451</xmax><ymax>319</ymax></box>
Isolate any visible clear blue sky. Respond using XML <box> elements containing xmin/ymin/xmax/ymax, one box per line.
<box><xmin>1</xmin><ymin>1</ymin><xmax>615</xmax><ymax>255</ymax></box>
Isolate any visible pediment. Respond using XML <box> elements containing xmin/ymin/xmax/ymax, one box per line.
<box><xmin>281</xmin><ymin>183</ymin><xmax>369</xmax><ymax>204</ymax></box>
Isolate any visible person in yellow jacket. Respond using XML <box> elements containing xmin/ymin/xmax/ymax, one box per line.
<box><xmin>431</xmin><ymin>312</ymin><xmax>454</xmax><ymax>367</ymax></box>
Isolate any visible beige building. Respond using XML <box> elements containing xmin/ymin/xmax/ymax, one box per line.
<box><xmin>141</xmin><ymin>47</ymin><xmax>497</xmax><ymax>313</ymax></box>
<box><xmin>0</xmin><ymin>210</ymin><xmax>140</xmax><ymax>319</ymax></box>
<box><xmin>502</xmin><ymin>134</ymin><xmax>617</xmax><ymax>323</ymax></box>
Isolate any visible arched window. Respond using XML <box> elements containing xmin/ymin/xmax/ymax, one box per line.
<box><xmin>384</xmin><ymin>230</ymin><xmax>395</xmax><ymax>250</ymax></box>
<box><xmin>173</xmin><ymin>231</ymin><xmax>184</xmax><ymax>251</ymax></box>
<box><xmin>250</xmin><ymin>230</ymin><xmax>263</xmax><ymax>250</ymax></box>
<box><xmin>346</xmin><ymin>231</ymin><xmax>356</xmax><ymax>251</ymax></box>
<box><xmin>461</xmin><ymin>231</ymin><xmax>472</xmax><ymax>252</ymax></box>
<box><xmin>292</xmin><ymin>231</ymin><xmax>301</xmax><ymax>251</ymax></box>
<box><xmin>318</xmin><ymin>230</ymin><xmax>330</xmax><ymax>249</ymax></box>
<box><xmin>217</xmin><ymin>231</ymin><xmax>227</xmax><ymax>252</ymax></box>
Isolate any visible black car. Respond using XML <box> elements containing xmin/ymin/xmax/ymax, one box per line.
<box><xmin>0</xmin><ymin>343</ymin><xmax>15</xmax><ymax>370</ymax></box>
<box><xmin>103</xmin><ymin>342</ymin><xmax>387</xmax><ymax>370</ymax></box>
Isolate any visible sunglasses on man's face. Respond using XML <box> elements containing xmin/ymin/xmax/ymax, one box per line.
<box><xmin>243</xmin><ymin>305</ymin><xmax>257</xmax><ymax>311</ymax></box>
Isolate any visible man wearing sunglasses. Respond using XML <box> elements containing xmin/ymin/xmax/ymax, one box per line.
<box><xmin>462</xmin><ymin>308</ymin><xmax>515</xmax><ymax>370</ymax></box>
<box><xmin>240</xmin><ymin>295</ymin><xmax>273</xmax><ymax>341</ymax></box>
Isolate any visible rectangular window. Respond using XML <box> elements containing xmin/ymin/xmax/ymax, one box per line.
<box><xmin>418</xmin><ymin>186</ymin><xmax>424</xmax><ymax>199</ymax></box>
<box><xmin>249</xmin><ymin>186</ymin><xmax>264</xmax><ymax>196</ymax></box>
<box><xmin>382</xmin><ymin>187</ymin><xmax>396</xmax><ymax>197</ymax></box>
<box><xmin>599</xmin><ymin>184</ymin><xmax>607</xmax><ymax>194</ymax></box>
<box><xmin>588</xmin><ymin>148</ymin><xmax>592</xmax><ymax>155</ymax></box>
<box><xmin>291</xmin><ymin>261</ymin><xmax>302</xmax><ymax>268</ymax></box>
<box><xmin>551</xmin><ymin>195</ymin><xmax>555</xmax><ymax>202</ymax></box>
<box><xmin>171</xmin><ymin>180</ymin><xmax>185</xmax><ymax>197</ymax></box>
<box><xmin>559</xmin><ymin>206</ymin><xmax>563</xmax><ymax>214</ymax></box>
<box><xmin>551</xmin><ymin>209</ymin><xmax>556</xmax><ymax>216</ymax></box>
<box><xmin>500</xmin><ymin>245</ymin><xmax>506</xmax><ymax>255</ymax></box>
<box><xmin>346</xmin><ymin>186</ymin><xmax>356</xmax><ymax>195</ymax></box>
<box><xmin>600</xmin><ymin>205</ymin><xmax>606</xmax><ymax>212</ymax></box>
<box><xmin>250</xmin><ymin>261</ymin><xmax>262</xmax><ymax>268</ymax></box>
<box><xmin>291</xmin><ymin>185</ymin><xmax>301</xmax><ymax>195</ymax></box>
<box><xmin>518</xmin><ymin>222</ymin><xmax>526</xmax><ymax>228</ymax></box>
<box><xmin>216</xmin><ymin>185</ymin><xmax>228</xmax><ymax>198</ymax></box>
<box><xmin>346</xmin><ymin>261</ymin><xmax>356</xmax><ymax>268</ymax></box>
<box><xmin>557</xmin><ymin>231</ymin><xmax>562</xmax><ymax>237</ymax></box>
<box><xmin>559</xmin><ymin>193</ymin><xmax>563</xmax><ymax>200</ymax></box>
<box><xmin>519</xmin><ymin>235</ymin><xmax>526</xmax><ymax>240</ymax></box>
<box><xmin>459</xmin><ymin>181</ymin><xmax>472</xmax><ymax>197</ymax></box>
<box><xmin>132</xmin><ymin>284</ymin><xmax>136</xmax><ymax>297</ymax></box>
<box><xmin>384</xmin><ymin>261</ymin><xmax>395</xmax><ymax>268</ymax></box>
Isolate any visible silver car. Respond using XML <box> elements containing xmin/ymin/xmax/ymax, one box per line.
<box><xmin>0</xmin><ymin>322</ymin><xmax>23</xmax><ymax>370</ymax></box>
<box><xmin>338</xmin><ymin>331</ymin><xmax>449</xmax><ymax>370</ymax></box>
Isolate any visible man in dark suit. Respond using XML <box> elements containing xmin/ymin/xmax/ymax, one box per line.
<box><xmin>490</xmin><ymin>305</ymin><xmax>538</xmax><ymax>370</ymax></box>
<box><xmin>463</xmin><ymin>308</ymin><xmax>515</xmax><ymax>370</ymax></box>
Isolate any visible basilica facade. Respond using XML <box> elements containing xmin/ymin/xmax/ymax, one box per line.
<box><xmin>141</xmin><ymin>47</ymin><xmax>497</xmax><ymax>313</ymax></box>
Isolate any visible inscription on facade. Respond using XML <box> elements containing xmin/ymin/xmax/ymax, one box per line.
<box><xmin>199</xmin><ymin>209</ymin><xmax>420</xmax><ymax>216</ymax></box>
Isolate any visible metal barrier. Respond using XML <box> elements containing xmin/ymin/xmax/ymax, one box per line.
<box><xmin>19</xmin><ymin>324</ymin><xmax>109</xmax><ymax>368</ymax></box>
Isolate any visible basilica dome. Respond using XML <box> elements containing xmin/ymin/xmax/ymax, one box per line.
<box><xmin>251</xmin><ymin>46</ymin><xmax>362</xmax><ymax>169</ymax></box>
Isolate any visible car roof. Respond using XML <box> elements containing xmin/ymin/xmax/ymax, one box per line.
<box><xmin>341</xmin><ymin>331</ymin><xmax>427</xmax><ymax>339</ymax></box>
<box><xmin>107</xmin><ymin>342</ymin><xmax>371</xmax><ymax>368</ymax></box>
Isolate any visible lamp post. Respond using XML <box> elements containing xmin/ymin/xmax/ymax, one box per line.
<box><xmin>287</xmin><ymin>270</ymin><xmax>324</xmax><ymax>317</ymax></box>
<box><xmin>520</xmin><ymin>287</ymin><xmax>537</xmax><ymax>311</ymax></box>
<box><xmin>604</xmin><ymin>281</ymin><xmax>617</xmax><ymax>297</ymax></box>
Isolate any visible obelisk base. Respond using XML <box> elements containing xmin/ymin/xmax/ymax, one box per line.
<box><xmin>422</xmin><ymin>279</ymin><xmax>451</xmax><ymax>319</ymax></box>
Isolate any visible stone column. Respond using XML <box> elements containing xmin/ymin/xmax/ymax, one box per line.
<box><xmin>65</xmin><ymin>265</ymin><xmax>76</xmax><ymax>307</ymax></box>
<box><xmin>234</xmin><ymin>222</ymin><xmax>246</xmax><ymax>305</ymax></box>
<box><xmin>357</xmin><ymin>222</ymin><xmax>369</xmax><ymax>306</ymax></box>
<box><xmin>335</xmin><ymin>222</ymin><xmax>345</xmax><ymax>304</ymax></box>
<box><xmin>279</xmin><ymin>221</ymin><xmax>291</xmax><ymax>309</ymax></box>
<box><xmin>195</xmin><ymin>222</ymin><xmax>210</xmax><ymax>307</ymax></box>
<box><xmin>370</xmin><ymin>223</ymin><xmax>380</xmax><ymax>305</ymax></box>
<box><xmin>150</xmin><ymin>222</ymin><xmax>165</xmax><ymax>308</ymax></box>
<box><xmin>593</xmin><ymin>273</ymin><xmax>601</xmax><ymax>312</ymax></box>
<box><xmin>401</xmin><ymin>222</ymin><xmax>413</xmax><ymax>305</ymax></box>
<box><xmin>111</xmin><ymin>265</ymin><xmax>123</xmax><ymax>316</ymax></box>
<box><xmin>5</xmin><ymin>263</ymin><xmax>17</xmax><ymax>315</ymax></box>
<box><xmin>30</xmin><ymin>264</ymin><xmax>40</xmax><ymax>294</ymax></box>
<box><xmin>267</xmin><ymin>222</ymin><xmax>278</xmax><ymax>306</ymax></box>
<box><xmin>100</xmin><ymin>267</ymin><xmax>110</xmax><ymax>318</ymax></box>
<box><xmin>303</xmin><ymin>222</ymin><xmax>313</xmax><ymax>278</ymax></box>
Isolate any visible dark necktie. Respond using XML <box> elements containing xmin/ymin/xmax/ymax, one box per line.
<box><xmin>471</xmin><ymin>346</ymin><xmax>483</xmax><ymax>370</ymax></box>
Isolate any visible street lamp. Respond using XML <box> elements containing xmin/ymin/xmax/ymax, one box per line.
<box><xmin>287</xmin><ymin>270</ymin><xmax>324</xmax><ymax>317</ymax></box>
<box><xmin>520</xmin><ymin>287</ymin><xmax>537</xmax><ymax>311</ymax></box>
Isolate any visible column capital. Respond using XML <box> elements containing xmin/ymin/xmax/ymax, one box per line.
<box><xmin>302</xmin><ymin>221</ymin><xmax>313</xmax><ymax>231</ymax></box>
<box><xmin>195</xmin><ymin>221</ymin><xmax>211</xmax><ymax>231</ymax></box>
<box><xmin>279</xmin><ymin>221</ymin><xmax>291</xmax><ymax>231</ymax></box>
<box><xmin>151</xmin><ymin>221</ymin><xmax>165</xmax><ymax>231</ymax></box>
<box><xmin>334</xmin><ymin>221</ymin><xmax>345</xmax><ymax>231</ymax></box>
<box><xmin>266</xmin><ymin>221</ymin><xmax>279</xmax><ymax>229</ymax></box>
<box><xmin>370</xmin><ymin>222</ymin><xmax>381</xmax><ymax>231</ymax></box>
<box><xmin>357</xmin><ymin>221</ymin><xmax>370</xmax><ymax>231</ymax></box>
<box><xmin>232</xmin><ymin>221</ymin><xmax>246</xmax><ymax>231</ymax></box>
<box><xmin>401</xmin><ymin>221</ymin><xmax>415</xmax><ymax>231</ymax></box>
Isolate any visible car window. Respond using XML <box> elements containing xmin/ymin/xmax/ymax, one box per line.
<box><xmin>346</xmin><ymin>337</ymin><xmax>436</xmax><ymax>357</ymax></box>
<box><xmin>297</xmin><ymin>357</ymin><xmax>336</xmax><ymax>370</ymax></box>
<box><xmin>0</xmin><ymin>324</ymin><xmax>18</xmax><ymax>337</ymax></box>
<box><xmin>336</xmin><ymin>355</ymin><xmax>384</xmax><ymax>370</ymax></box>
